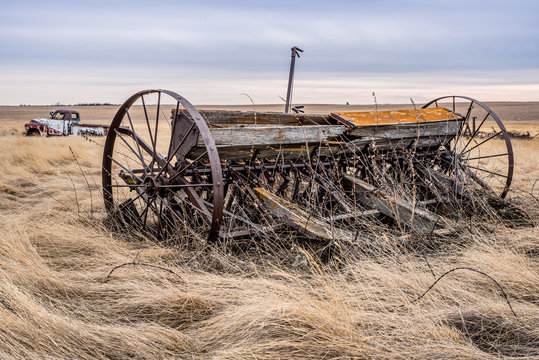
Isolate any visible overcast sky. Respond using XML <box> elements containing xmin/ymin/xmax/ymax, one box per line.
<box><xmin>1</xmin><ymin>0</ymin><xmax>538</xmax><ymax>105</ymax></box>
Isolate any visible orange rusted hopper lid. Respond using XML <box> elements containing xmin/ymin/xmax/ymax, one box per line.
<box><xmin>330</xmin><ymin>107</ymin><xmax>463</xmax><ymax>129</ymax></box>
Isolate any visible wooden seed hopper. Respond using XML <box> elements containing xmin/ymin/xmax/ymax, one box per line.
<box><xmin>102</xmin><ymin>90</ymin><xmax>514</xmax><ymax>242</ymax></box>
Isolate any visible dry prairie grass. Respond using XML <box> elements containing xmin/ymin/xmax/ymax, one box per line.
<box><xmin>0</xmin><ymin>104</ymin><xmax>537</xmax><ymax>359</ymax></box>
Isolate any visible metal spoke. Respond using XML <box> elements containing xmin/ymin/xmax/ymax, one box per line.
<box><xmin>114</xmin><ymin>129</ymin><xmax>146</xmax><ymax>165</ymax></box>
<box><xmin>161</xmin><ymin>183</ymin><xmax>213</xmax><ymax>188</ymax></box>
<box><xmin>155</xmin><ymin>122</ymin><xmax>195</xmax><ymax>178</ymax></box>
<box><xmin>466</xmin><ymin>152</ymin><xmax>509</xmax><ymax>161</ymax></box>
<box><xmin>125</xmin><ymin>109</ymin><xmax>147</xmax><ymax>170</ymax></box>
<box><xmin>158</xmin><ymin>195</ymin><xmax>183</xmax><ymax>222</ymax></box>
<box><xmin>168</xmin><ymin>150</ymin><xmax>208</xmax><ymax>183</ymax></box>
<box><xmin>460</xmin><ymin>112</ymin><xmax>490</xmax><ymax>153</ymax></box>
<box><xmin>152</xmin><ymin>92</ymin><xmax>161</xmax><ymax>167</ymax></box>
<box><xmin>460</xmin><ymin>165</ymin><xmax>495</xmax><ymax>191</ymax></box>
<box><xmin>157</xmin><ymin>198</ymin><xmax>164</xmax><ymax>239</ymax></box>
<box><xmin>161</xmin><ymin>106</ymin><xmax>172</xmax><ymax>130</ymax></box>
<box><xmin>159</xmin><ymin>196</ymin><xmax>204</xmax><ymax>240</ymax></box>
<box><xmin>461</xmin><ymin>131</ymin><xmax>502</xmax><ymax>156</ymax></box>
<box><xmin>155</xmin><ymin>195</ymin><xmax>184</xmax><ymax>234</ymax></box>
<box><xmin>114</xmin><ymin>143</ymin><xmax>146</xmax><ymax>165</ymax></box>
<box><xmin>119</xmin><ymin>190</ymin><xmax>147</xmax><ymax>209</ymax></box>
<box><xmin>462</xmin><ymin>101</ymin><xmax>474</xmax><ymax>136</ymax></box>
<box><xmin>108</xmin><ymin>155</ymin><xmax>143</xmax><ymax>182</ymax></box>
<box><xmin>465</xmin><ymin>100</ymin><xmax>473</xmax><ymax>120</ymax></box>
<box><xmin>141</xmin><ymin>95</ymin><xmax>155</xmax><ymax>152</ymax></box>
<box><xmin>450</xmin><ymin>102</ymin><xmax>468</xmax><ymax>157</ymax></box>
<box><xmin>464</xmin><ymin>164</ymin><xmax>508</xmax><ymax>178</ymax></box>
<box><xmin>203</xmin><ymin>199</ymin><xmax>259</xmax><ymax>228</ymax></box>
<box><xmin>169</xmin><ymin>190</ymin><xmax>212</xmax><ymax>224</ymax></box>
<box><xmin>142</xmin><ymin>197</ymin><xmax>154</xmax><ymax>229</ymax></box>
<box><xmin>166</xmin><ymin>101</ymin><xmax>180</xmax><ymax>160</ymax></box>
<box><xmin>116</xmin><ymin>126</ymin><xmax>165</xmax><ymax>166</ymax></box>
<box><xmin>110</xmin><ymin>184</ymin><xmax>144</xmax><ymax>188</ymax></box>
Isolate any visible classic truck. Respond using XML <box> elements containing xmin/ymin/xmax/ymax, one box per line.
<box><xmin>25</xmin><ymin>109</ymin><xmax>108</xmax><ymax>136</ymax></box>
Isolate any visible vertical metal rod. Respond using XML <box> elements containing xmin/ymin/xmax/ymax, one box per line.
<box><xmin>284</xmin><ymin>46</ymin><xmax>303</xmax><ymax>113</ymax></box>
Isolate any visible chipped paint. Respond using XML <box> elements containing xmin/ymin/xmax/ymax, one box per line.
<box><xmin>332</xmin><ymin>107</ymin><xmax>463</xmax><ymax>127</ymax></box>
<box><xmin>25</xmin><ymin>111</ymin><xmax>108</xmax><ymax>136</ymax></box>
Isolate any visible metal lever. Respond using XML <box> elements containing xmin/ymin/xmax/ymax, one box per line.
<box><xmin>284</xmin><ymin>46</ymin><xmax>303</xmax><ymax>113</ymax></box>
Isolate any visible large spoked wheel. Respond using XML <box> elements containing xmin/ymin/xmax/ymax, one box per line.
<box><xmin>422</xmin><ymin>96</ymin><xmax>513</xmax><ymax>198</ymax></box>
<box><xmin>102</xmin><ymin>89</ymin><xmax>223</xmax><ymax>242</ymax></box>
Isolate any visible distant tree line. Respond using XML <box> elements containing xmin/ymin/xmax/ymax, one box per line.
<box><xmin>18</xmin><ymin>103</ymin><xmax>118</xmax><ymax>107</ymax></box>
<box><xmin>72</xmin><ymin>103</ymin><xmax>118</xmax><ymax>106</ymax></box>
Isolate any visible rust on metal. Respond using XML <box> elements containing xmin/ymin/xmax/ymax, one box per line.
<box><xmin>25</xmin><ymin>109</ymin><xmax>108</xmax><ymax>136</ymax></box>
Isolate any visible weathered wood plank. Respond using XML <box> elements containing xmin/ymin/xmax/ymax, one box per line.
<box><xmin>188</xmin><ymin>133</ymin><xmax>448</xmax><ymax>162</ymax></box>
<box><xmin>199</xmin><ymin>115</ymin><xmax>458</xmax><ymax>147</ymax></box>
<box><xmin>189</xmin><ymin>142</ymin><xmax>346</xmax><ymax>161</ymax></box>
<box><xmin>221</xmin><ymin>224</ymin><xmax>284</xmax><ymax>239</ymax></box>
<box><xmin>201</xmin><ymin>125</ymin><xmax>346</xmax><ymax>147</ymax></box>
<box><xmin>254</xmin><ymin>187</ymin><xmax>357</xmax><ymax>241</ymax></box>
<box><xmin>421</xmin><ymin>167</ymin><xmax>469</xmax><ymax>198</ymax></box>
<box><xmin>328</xmin><ymin>209</ymin><xmax>380</xmax><ymax>221</ymax></box>
<box><xmin>173</xmin><ymin>109</ymin><xmax>330</xmax><ymax>126</ymax></box>
<box><xmin>349</xmin><ymin>119</ymin><xmax>461</xmax><ymax>139</ymax></box>
<box><xmin>346</xmin><ymin>135</ymin><xmax>452</xmax><ymax>152</ymax></box>
<box><xmin>343</xmin><ymin>173</ymin><xmax>443</xmax><ymax>232</ymax></box>
<box><xmin>189</xmin><ymin>133</ymin><xmax>452</xmax><ymax>162</ymax></box>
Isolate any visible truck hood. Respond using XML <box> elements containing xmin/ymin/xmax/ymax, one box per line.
<box><xmin>32</xmin><ymin>118</ymin><xmax>53</xmax><ymax>123</ymax></box>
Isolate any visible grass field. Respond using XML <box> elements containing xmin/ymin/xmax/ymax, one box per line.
<box><xmin>0</xmin><ymin>103</ymin><xmax>537</xmax><ymax>359</ymax></box>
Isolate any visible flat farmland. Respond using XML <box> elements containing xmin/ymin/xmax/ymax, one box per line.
<box><xmin>2</xmin><ymin>101</ymin><xmax>539</xmax><ymax>133</ymax></box>
<box><xmin>0</xmin><ymin>103</ymin><xmax>537</xmax><ymax>359</ymax></box>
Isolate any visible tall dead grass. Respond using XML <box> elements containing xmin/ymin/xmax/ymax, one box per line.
<box><xmin>0</xmin><ymin>118</ymin><xmax>537</xmax><ymax>359</ymax></box>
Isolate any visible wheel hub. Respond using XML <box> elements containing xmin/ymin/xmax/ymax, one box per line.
<box><xmin>143</xmin><ymin>175</ymin><xmax>164</xmax><ymax>198</ymax></box>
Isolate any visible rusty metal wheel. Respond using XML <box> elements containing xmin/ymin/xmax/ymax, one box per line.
<box><xmin>422</xmin><ymin>96</ymin><xmax>514</xmax><ymax>198</ymax></box>
<box><xmin>102</xmin><ymin>89</ymin><xmax>224</xmax><ymax>242</ymax></box>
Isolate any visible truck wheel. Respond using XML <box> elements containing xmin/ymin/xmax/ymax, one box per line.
<box><xmin>26</xmin><ymin>128</ymin><xmax>41</xmax><ymax>136</ymax></box>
